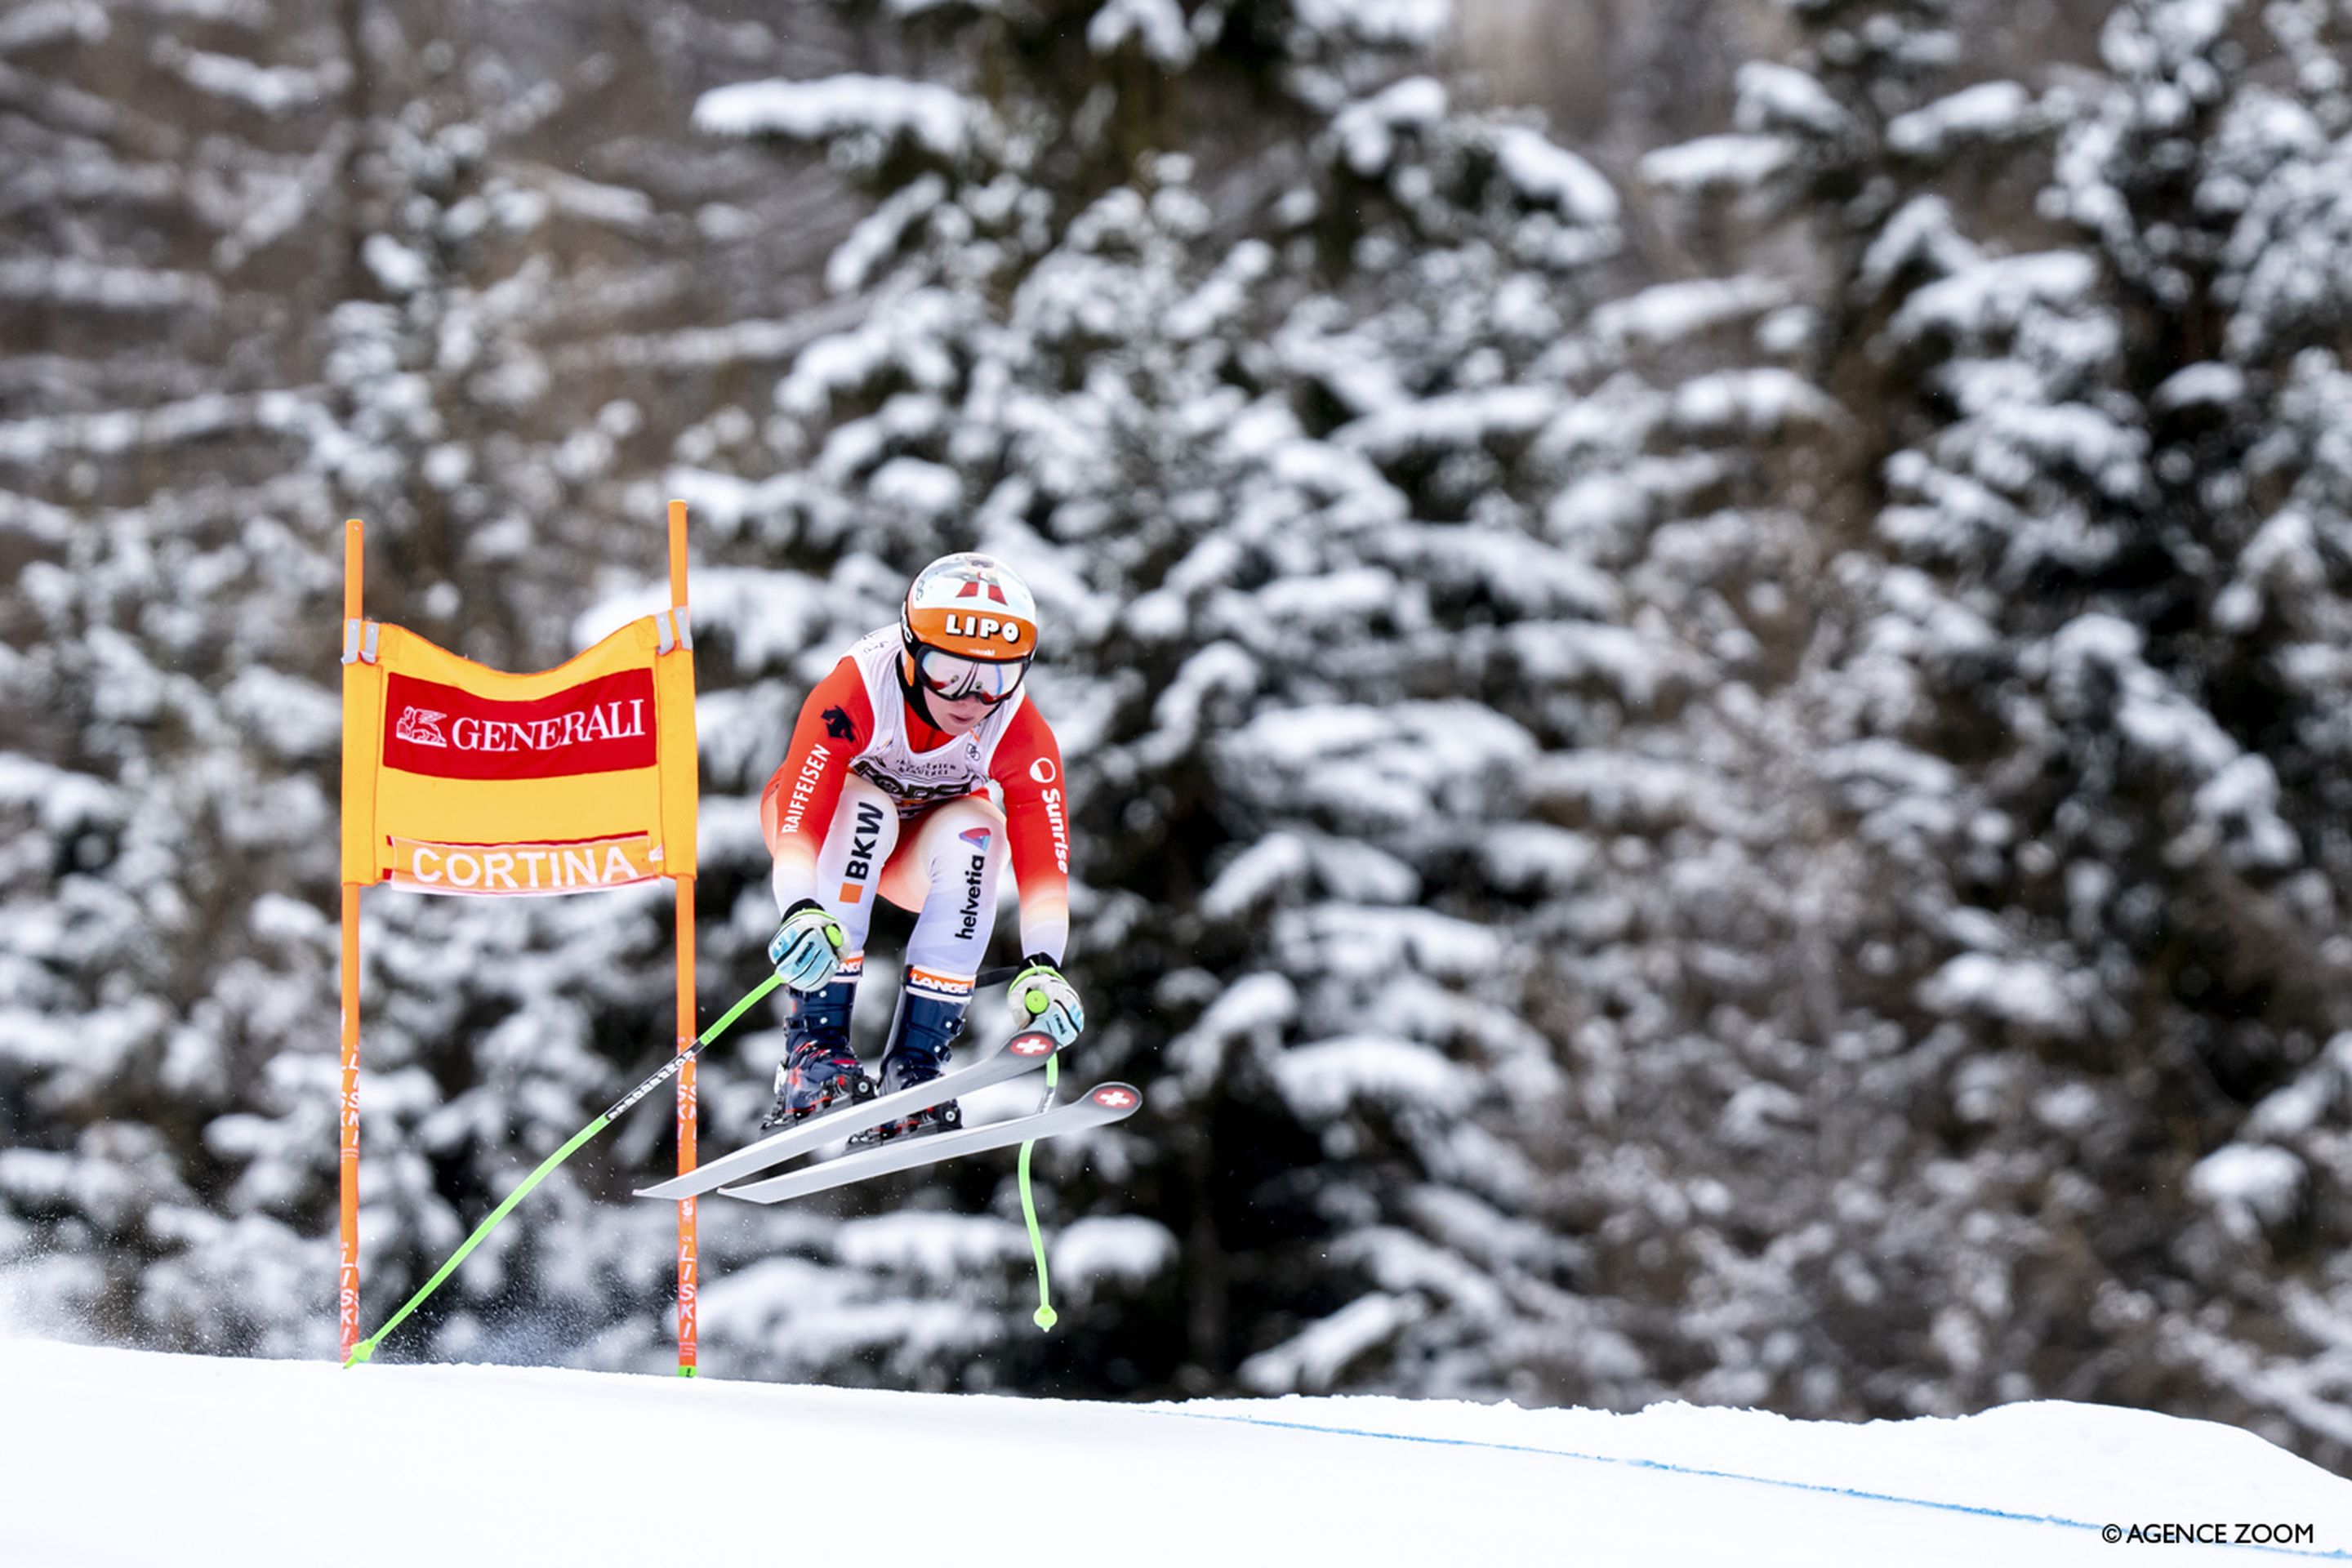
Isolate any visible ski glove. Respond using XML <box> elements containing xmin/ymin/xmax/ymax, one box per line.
<box><xmin>1008</xmin><ymin>956</ymin><xmax>1083</xmax><ymax>1047</ymax></box>
<box><xmin>768</xmin><ymin>899</ymin><xmax>846</xmax><ymax>992</ymax></box>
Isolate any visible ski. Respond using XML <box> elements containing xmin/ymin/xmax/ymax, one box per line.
<box><xmin>633</xmin><ymin>1031</ymin><xmax>1062</xmax><ymax>1200</ymax></box>
<box><xmin>717</xmin><ymin>1082</ymin><xmax>1143</xmax><ymax>1205</ymax></box>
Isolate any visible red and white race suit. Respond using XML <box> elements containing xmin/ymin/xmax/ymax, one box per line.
<box><xmin>758</xmin><ymin>627</ymin><xmax>1071</xmax><ymax>996</ymax></box>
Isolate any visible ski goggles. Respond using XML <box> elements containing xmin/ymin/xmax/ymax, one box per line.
<box><xmin>915</xmin><ymin>646</ymin><xmax>1030</xmax><ymax>705</ymax></box>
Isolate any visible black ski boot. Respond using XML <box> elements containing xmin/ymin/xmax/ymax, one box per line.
<box><xmin>852</xmin><ymin>987</ymin><xmax>968</xmax><ymax>1143</ymax></box>
<box><xmin>761</xmin><ymin>978</ymin><xmax>873</xmax><ymax>1129</ymax></box>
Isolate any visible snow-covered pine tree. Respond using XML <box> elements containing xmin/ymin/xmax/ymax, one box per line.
<box><xmin>1637</xmin><ymin>0</ymin><xmax>2352</xmax><ymax>1461</ymax></box>
<box><xmin>0</xmin><ymin>0</ymin><xmax>898</xmax><ymax>1369</ymax></box>
<box><xmin>1259</xmin><ymin>0</ymin><xmax>2053</xmax><ymax>1419</ymax></box>
<box><xmin>2031</xmin><ymin>0</ymin><xmax>2352</xmax><ymax>1463</ymax></box>
<box><xmin>0</xmin><ymin>0</ymin><xmax>372</xmax><ymax>1355</ymax></box>
<box><xmin>1650</xmin><ymin>0</ymin><xmax>2163</xmax><ymax>1422</ymax></box>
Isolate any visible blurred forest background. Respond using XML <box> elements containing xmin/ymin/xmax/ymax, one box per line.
<box><xmin>7</xmin><ymin>0</ymin><xmax>2352</xmax><ymax>1469</ymax></box>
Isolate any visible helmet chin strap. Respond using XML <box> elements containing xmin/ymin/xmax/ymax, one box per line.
<box><xmin>895</xmin><ymin>653</ymin><xmax>945</xmax><ymax>731</ymax></box>
<box><xmin>900</xmin><ymin>650</ymin><xmax>982</xmax><ymax>736</ymax></box>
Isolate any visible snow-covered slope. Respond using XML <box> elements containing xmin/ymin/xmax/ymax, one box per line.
<box><xmin>2</xmin><ymin>1338</ymin><xmax>2345</xmax><ymax>1566</ymax></box>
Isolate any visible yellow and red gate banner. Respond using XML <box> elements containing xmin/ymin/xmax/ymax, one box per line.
<box><xmin>341</xmin><ymin>613</ymin><xmax>697</xmax><ymax>890</ymax></box>
<box><xmin>336</xmin><ymin>504</ymin><xmax>706</xmax><ymax>1374</ymax></box>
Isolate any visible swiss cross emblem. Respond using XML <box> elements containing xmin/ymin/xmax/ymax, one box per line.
<box><xmin>1092</xmin><ymin>1087</ymin><xmax>1138</xmax><ymax>1111</ymax></box>
<box><xmin>1012</xmin><ymin>1034</ymin><xmax>1054</xmax><ymax>1056</ymax></box>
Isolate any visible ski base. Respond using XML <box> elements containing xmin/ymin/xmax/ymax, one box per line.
<box><xmin>717</xmin><ymin>1082</ymin><xmax>1143</xmax><ymax>1205</ymax></box>
<box><xmin>635</xmin><ymin>1031</ymin><xmax>1060</xmax><ymax>1200</ymax></box>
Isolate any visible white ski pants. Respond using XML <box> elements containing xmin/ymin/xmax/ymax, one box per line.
<box><xmin>803</xmin><ymin>774</ymin><xmax>1009</xmax><ymax>996</ymax></box>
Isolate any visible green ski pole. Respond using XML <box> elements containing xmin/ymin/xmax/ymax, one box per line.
<box><xmin>1016</xmin><ymin>988</ymin><xmax>1060</xmax><ymax>1331</ymax></box>
<box><xmin>343</xmin><ymin>973</ymin><xmax>784</xmax><ymax>1368</ymax></box>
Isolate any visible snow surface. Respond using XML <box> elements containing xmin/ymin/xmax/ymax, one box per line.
<box><xmin>0</xmin><ymin>1337</ymin><xmax>2346</xmax><ymax>1566</ymax></box>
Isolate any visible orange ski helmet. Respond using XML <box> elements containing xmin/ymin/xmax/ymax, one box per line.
<box><xmin>897</xmin><ymin>553</ymin><xmax>1039</xmax><ymax>718</ymax></box>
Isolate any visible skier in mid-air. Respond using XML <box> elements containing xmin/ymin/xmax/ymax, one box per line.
<box><xmin>755</xmin><ymin>553</ymin><xmax>1084</xmax><ymax>1140</ymax></box>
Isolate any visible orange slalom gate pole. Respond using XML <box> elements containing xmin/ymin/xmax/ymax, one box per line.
<box><xmin>339</xmin><ymin>885</ymin><xmax>361</xmax><ymax>1354</ymax></box>
<box><xmin>338</xmin><ymin>519</ymin><xmax>365</xmax><ymax>1358</ymax></box>
<box><xmin>669</xmin><ymin>498</ymin><xmax>699</xmax><ymax>1377</ymax></box>
<box><xmin>675</xmin><ymin>878</ymin><xmax>698</xmax><ymax>1376</ymax></box>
